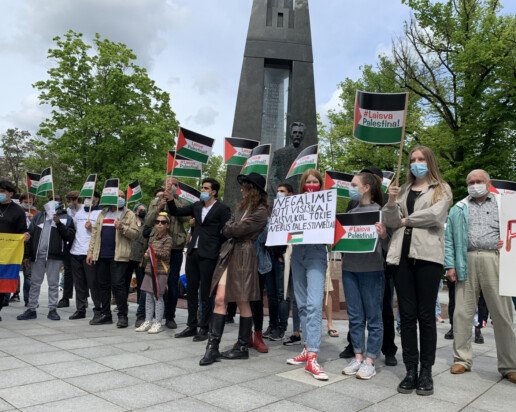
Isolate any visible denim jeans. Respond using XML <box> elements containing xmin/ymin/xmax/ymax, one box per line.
<box><xmin>291</xmin><ymin>244</ymin><xmax>327</xmax><ymax>353</ymax></box>
<box><xmin>164</xmin><ymin>249</ymin><xmax>183</xmax><ymax>321</ymax></box>
<box><xmin>266</xmin><ymin>257</ymin><xmax>290</xmax><ymax>330</ymax></box>
<box><xmin>343</xmin><ymin>270</ymin><xmax>385</xmax><ymax>359</ymax></box>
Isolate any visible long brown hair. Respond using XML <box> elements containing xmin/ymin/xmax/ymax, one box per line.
<box><xmin>356</xmin><ymin>172</ymin><xmax>383</xmax><ymax>206</ymax></box>
<box><xmin>406</xmin><ymin>145</ymin><xmax>447</xmax><ymax>204</ymax></box>
<box><xmin>299</xmin><ymin>169</ymin><xmax>323</xmax><ymax>193</ymax></box>
<box><xmin>238</xmin><ymin>181</ymin><xmax>268</xmax><ymax>212</ymax></box>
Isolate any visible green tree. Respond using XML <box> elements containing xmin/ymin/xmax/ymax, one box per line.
<box><xmin>30</xmin><ymin>30</ymin><xmax>179</xmax><ymax>198</ymax></box>
<box><xmin>0</xmin><ymin>128</ymin><xmax>35</xmax><ymax>192</ymax></box>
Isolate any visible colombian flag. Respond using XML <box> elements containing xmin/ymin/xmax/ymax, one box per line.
<box><xmin>0</xmin><ymin>233</ymin><xmax>24</xmax><ymax>293</ymax></box>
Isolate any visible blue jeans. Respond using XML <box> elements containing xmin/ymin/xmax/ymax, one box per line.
<box><xmin>266</xmin><ymin>257</ymin><xmax>290</xmax><ymax>330</ymax></box>
<box><xmin>343</xmin><ymin>270</ymin><xmax>385</xmax><ymax>359</ymax></box>
<box><xmin>291</xmin><ymin>244</ymin><xmax>327</xmax><ymax>353</ymax></box>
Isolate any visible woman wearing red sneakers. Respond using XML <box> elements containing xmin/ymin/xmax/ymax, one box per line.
<box><xmin>286</xmin><ymin>169</ymin><xmax>329</xmax><ymax>381</ymax></box>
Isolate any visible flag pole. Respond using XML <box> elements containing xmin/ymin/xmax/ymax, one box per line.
<box><xmin>25</xmin><ymin>172</ymin><xmax>32</xmax><ymax>217</ymax></box>
<box><xmin>86</xmin><ymin>174</ymin><xmax>97</xmax><ymax>223</ymax></box>
<box><xmin>394</xmin><ymin>92</ymin><xmax>409</xmax><ymax>187</ymax></box>
<box><xmin>51</xmin><ymin>167</ymin><xmax>55</xmax><ymax>201</ymax></box>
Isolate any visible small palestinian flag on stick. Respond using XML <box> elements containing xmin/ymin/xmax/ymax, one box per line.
<box><xmin>324</xmin><ymin>171</ymin><xmax>354</xmax><ymax>198</ymax></box>
<box><xmin>147</xmin><ymin>244</ymin><xmax>160</xmax><ymax>299</ymax></box>
<box><xmin>176</xmin><ymin>182</ymin><xmax>200</xmax><ymax>205</ymax></box>
<box><xmin>241</xmin><ymin>144</ymin><xmax>271</xmax><ymax>176</ymax></box>
<box><xmin>127</xmin><ymin>180</ymin><xmax>143</xmax><ymax>204</ymax></box>
<box><xmin>79</xmin><ymin>174</ymin><xmax>97</xmax><ymax>198</ymax></box>
<box><xmin>26</xmin><ymin>172</ymin><xmax>40</xmax><ymax>195</ymax></box>
<box><xmin>333</xmin><ymin>211</ymin><xmax>381</xmax><ymax>253</ymax></box>
<box><xmin>172</xmin><ymin>152</ymin><xmax>203</xmax><ymax>179</ymax></box>
<box><xmin>286</xmin><ymin>145</ymin><xmax>318</xmax><ymax>179</ymax></box>
<box><xmin>100</xmin><ymin>178</ymin><xmax>119</xmax><ymax>206</ymax></box>
<box><xmin>353</xmin><ymin>91</ymin><xmax>408</xmax><ymax>144</ymax></box>
<box><xmin>382</xmin><ymin>171</ymin><xmax>395</xmax><ymax>193</ymax></box>
<box><xmin>490</xmin><ymin>179</ymin><xmax>516</xmax><ymax>195</ymax></box>
<box><xmin>224</xmin><ymin>137</ymin><xmax>260</xmax><ymax>166</ymax></box>
<box><xmin>36</xmin><ymin>168</ymin><xmax>53</xmax><ymax>197</ymax></box>
<box><xmin>175</xmin><ymin>127</ymin><xmax>214</xmax><ymax>164</ymax></box>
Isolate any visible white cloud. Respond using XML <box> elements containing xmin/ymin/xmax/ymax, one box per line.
<box><xmin>193</xmin><ymin>70</ymin><xmax>222</xmax><ymax>95</ymax></box>
<box><xmin>317</xmin><ymin>88</ymin><xmax>342</xmax><ymax>126</ymax></box>
<box><xmin>187</xmin><ymin>106</ymin><xmax>219</xmax><ymax>128</ymax></box>
<box><xmin>0</xmin><ymin>93</ymin><xmax>48</xmax><ymax>134</ymax></box>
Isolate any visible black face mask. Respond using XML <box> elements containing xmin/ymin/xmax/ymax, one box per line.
<box><xmin>138</xmin><ymin>211</ymin><xmax>147</xmax><ymax>219</ymax></box>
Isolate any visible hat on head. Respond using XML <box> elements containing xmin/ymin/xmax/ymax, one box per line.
<box><xmin>360</xmin><ymin>166</ymin><xmax>383</xmax><ymax>180</ymax></box>
<box><xmin>237</xmin><ymin>173</ymin><xmax>267</xmax><ymax>194</ymax></box>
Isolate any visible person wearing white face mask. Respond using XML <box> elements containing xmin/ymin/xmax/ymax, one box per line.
<box><xmin>445</xmin><ymin>169</ymin><xmax>516</xmax><ymax>384</ymax></box>
<box><xmin>86</xmin><ymin>190</ymin><xmax>139</xmax><ymax>328</ymax></box>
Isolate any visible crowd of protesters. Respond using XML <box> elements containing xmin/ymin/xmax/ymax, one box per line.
<box><xmin>1</xmin><ymin>144</ymin><xmax>515</xmax><ymax>395</ymax></box>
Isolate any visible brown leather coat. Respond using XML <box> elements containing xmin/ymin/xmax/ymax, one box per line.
<box><xmin>211</xmin><ymin>205</ymin><xmax>268</xmax><ymax>302</ymax></box>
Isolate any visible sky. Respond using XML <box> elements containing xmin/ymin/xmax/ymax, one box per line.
<box><xmin>0</xmin><ymin>0</ymin><xmax>466</xmax><ymax>156</ymax></box>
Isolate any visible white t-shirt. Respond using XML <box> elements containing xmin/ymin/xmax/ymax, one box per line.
<box><xmin>194</xmin><ymin>200</ymin><xmax>217</xmax><ymax>248</ymax></box>
<box><xmin>70</xmin><ymin>206</ymin><xmax>102</xmax><ymax>256</ymax></box>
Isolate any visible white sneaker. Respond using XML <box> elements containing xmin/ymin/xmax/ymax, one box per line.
<box><xmin>148</xmin><ymin>322</ymin><xmax>163</xmax><ymax>334</ymax></box>
<box><xmin>135</xmin><ymin>320</ymin><xmax>152</xmax><ymax>332</ymax></box>
<box><xmin>356</xmin><ymin>362</ymin><xmax>376</xmax><ymax>380</ymax></box>
<box><xmin>342</xmin><ymin>358</ymin><xmax>362</xmax><ymax>375</ymax></box>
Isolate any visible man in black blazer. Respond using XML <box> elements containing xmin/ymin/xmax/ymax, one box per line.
<box><xmin>166</xmin><ymin>178</ymin><xmax>231</xmax><ymax>341</ymax></box>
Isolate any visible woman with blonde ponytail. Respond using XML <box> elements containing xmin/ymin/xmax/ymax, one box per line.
<box><xmin>383</xmin><ymin>145</ymin><xmax>452</xmax><ymax>396</ymax></box>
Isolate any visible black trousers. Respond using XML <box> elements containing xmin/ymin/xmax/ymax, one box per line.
<box><xmin>70</xmin><ymin>254</ymin><xmax>101</xmax><ymax>313</ymax></box>
<box><xmin>250</xmin><ymin>272</ymin><xmax>267</xmax><ymax>332</ymax></box>
<box><xmin>346</xmin><ymin>266</ymin><xmax>398</xmax><ymax>356</ymax></box>
<box><xmin>227</xmin><ymin>301</ymin><xmax>237</xmax><ymax>318</ymax></box>
<box><xmin>164</xmin><ymin>249</ymin><xmax>184</xmax><ymax>321</ymax></box>
<box><xmin>447</xmin><ymin>279</ymin><xmax>456</xmax><ymax>325</ymax></box>
<box><xmin>185</xmin><ymin>250</ymin><xmax>217</xmax><ymax>328</ymax></box>
<box><xmin>477</xmin><ymin>292</ymin><xmax>489</xmax><ymax>326</ymax></box>
<box><xmin>62</xmin><ymin>253</ymin><xmax>74</xmax><ymax>299</ymax></box>
<box><xmin>393</xmin><ymin>257</ymin><xmax>442</xmax><ymax>367</ymax></box>
<box><xmin>97</xmin><ymin>258</ymin><xmax>128</xmax><ymax>318</ymax></box>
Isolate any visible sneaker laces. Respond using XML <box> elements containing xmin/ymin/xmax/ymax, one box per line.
<box><xmin>292</xmin><ymin>347</ymin><xmax>308</xmax><ymax>361</ymax></box>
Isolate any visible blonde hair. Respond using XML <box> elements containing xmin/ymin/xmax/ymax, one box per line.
<box><xmin>299</xmin><ymin>169</ymin><xmax>323</xmax><ymax>193</ymax></box>
<box><xmin>406</xmin><ymin>145</ymin><xmax>447</xmax><ymax>204</ymax></box>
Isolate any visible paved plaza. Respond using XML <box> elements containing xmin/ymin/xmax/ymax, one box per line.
<box><xmin>0</xmin><ymin>284</ymin><xmax>514</xmax><ymax>412</ymax></box>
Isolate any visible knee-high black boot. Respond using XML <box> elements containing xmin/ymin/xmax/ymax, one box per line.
<box><xmin>221</xmin><ymin>316</ymin><xmax>253</xmax><ymax>360</ymax></box>
<box><xmin>199</xmin><ymin>313</ymin><xmax>226</xmax><ymax>366</ymax></box>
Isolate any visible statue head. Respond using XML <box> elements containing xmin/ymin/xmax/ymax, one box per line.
<box><xmin>289</xmin><ymin>122</ymin><xmax>305</xmax><ymax>148</ymax></box>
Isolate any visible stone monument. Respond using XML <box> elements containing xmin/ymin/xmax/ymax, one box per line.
<box><xmin>225</xmin><ymin>0</ymin><xmax>317</xmax><ymax>207</ymax></box>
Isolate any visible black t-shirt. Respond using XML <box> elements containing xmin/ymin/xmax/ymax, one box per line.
<box><xmin>401</xmin><ymin>189</ymin><xmax>421</xmax><ymax>257</ymax></box>
<box><xmin>0</xmin><ymin>201</ymin><xmax>27</xmax><ymax>234</ymax></box>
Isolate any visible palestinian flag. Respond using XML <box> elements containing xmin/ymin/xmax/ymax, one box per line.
<box><xmin>175</xmin><ymin>127</ymin><xmax>214</xmax><ymax>164</ymax></box>
<box><xmin>127</xmin><ymin>180</ymin><xmax>143</xmax><ymax>204</ymax></box>
<box><xmin>148</xmin><ymin>244</ymin><xmax>160</xmax><ymax>299</ymax></box>
<box><xmin>324</xmin><ymin>171</ymin><xmax>354</xmax><ymax>198</ymax></box>
<box><xmin>241</xmin><ymin>144</ymin><xmax>271</xmax><ymax>176</ymax></box>
<box><xmin>100</xmin><ymin>178</ymin><xmax>119</xmax><ymax>206</ymax></box>
<box><xmin>172</xmin><ymin>153</ymin><xmax>203</xmax><ymax>179</ymax></box>
<box><xmin>36</xmin><ymin>168</ymin><xmax>53</xmax><ymax>196</ymax></box>
<box><xmin>353</xmin><ymin>91</ymin><xmax>408</xmax><ymax>144</ymax></box>
<box><xmin>382</xmin><ymin>171</ymin><xmax>395</xmax><ymax>193</ymax></box>
<box><xmin>287</xmin><ymin>231</ymin><xmax>304</xmax><ymax>244</ymax></box>
<box><xmin>224</xmin><ymin>137</ymin><xmax>260</xmax><ymax>166</ymax></box>
<box><xmin>176</xmin><ymin>182</ymin><xmax>200</xmax><ymax>204</ymax></box>
<box><xmin>286</xmin><ymin>145</ymin><xmax>318</xmax><ymax>179</ymax></box>
<box><xmin>490</xmin><ymin>179</ymin><xmax>516</xmax><ymax>195</ymax></box>
<box><xmin>332</xmin><ymin>211</ymin><xmax>381</xmax><ymax>253</ymax></box>
<box><xmin>26</xmin><ymin>172</ymin><xmax>40</xmax><ymax>195</ymax></box>
<box><xmin>79</xmin><ymin>174</ymin><xmax>97</xmax><ymax>198</ymax></box>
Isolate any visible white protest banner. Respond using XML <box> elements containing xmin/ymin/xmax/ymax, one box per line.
<box><xmin>266</xmin><ymin>189</ymin><xmax>337</xmax><ymax>246</ymax></box>
<box><xmin>499</xmin><ymin>194</ymin><xmax>516</xmax><ymax>296</ymax></box>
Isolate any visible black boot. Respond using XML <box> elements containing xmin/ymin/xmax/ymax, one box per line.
<box><xmin>221</xmin><ymin>316</ymin><xmax>252</xmax><ymax>360</ymax></box>
<box><xmin>398</xmin><ymin>364</ymin><xmax>418</xmax><ymax>394</ymax></box>
<box><xmin>474</xmin><ymin>326</ymin><xmax>484</xmax><ymax>344</ymax></box>
<box><xmin>444</xmin><ymin>326</ymin><xmax>454</xmax><ymax>340</ymax></box>
<box><xmin>416</xmin><ymin>365</ymin><xmax>434</xmax><ymax>396</ymax></box>
<box><xmin>199</xmin><ymin>313</ymin><xmax>226</xmax><ymax>366</ymax></box>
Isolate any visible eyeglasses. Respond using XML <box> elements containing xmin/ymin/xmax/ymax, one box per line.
<box><xmin>154</xmin><ymin>220</ymin><xmax>168</xmax><ymax>225</ymax></box>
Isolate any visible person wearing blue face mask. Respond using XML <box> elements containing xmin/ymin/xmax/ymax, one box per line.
<box><xmin>166</xmin><ymin>178</ymin><xmax>231</xmax><ymax>342</ymax></box>
<box><xmin>86</xmin><ymin>190</ymin><xmax>139</xmax><ymax>328</ymax></box>
<box><xmin>383</xmin><ymin>145</ymin><xmax>452</xmax><ymax>396</ymax></box>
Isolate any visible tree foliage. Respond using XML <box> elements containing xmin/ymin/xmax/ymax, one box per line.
<box><xmin>0</xmin><ymin>128</ymin><xmax>35</xmax><ymax>192</ymax></box>
<box><xmin>322</xmin><ymin>0</ymin><xmax>515</xmax><ymax>200</ymax></box>
<box><xmin>30</xmin><ymin>30</ymin><xmax>179</xmax><ymax>199</ymax></box>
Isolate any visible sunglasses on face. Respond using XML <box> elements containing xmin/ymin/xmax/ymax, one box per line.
<box><xmin>154</xmin><ymin>220</ymin><xmax>168</xmax><ymax>225</ymax></box>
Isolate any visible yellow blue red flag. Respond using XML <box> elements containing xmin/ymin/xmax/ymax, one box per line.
<box><xmin>0</xmin><ymin>233</ymin><xmax>24</xmax><ymax>293</ymax></box>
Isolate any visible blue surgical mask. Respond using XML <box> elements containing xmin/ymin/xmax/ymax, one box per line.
<box><xmin>410</xmin><ymin>162</ymin><xmax>428</xmax><ymax>178</ymax></box>
<box><xmin>276</xmin><ymin>192</ymin><xmax>286</xmax><ymax>199</ymax></box>
<box><xmin>117</xmin><ymin>197</ymin><xmax>126</xmax><ymax>208</ymax></box>
<box><xmin>0</xmin><ymin>193</ymin><xmax>6</xmax><ymax>203</ymax></box>
<box><xmin>348</xmin><ymin>186</ymin><xmax>362</xmax><ymax>201</ymax></box>
<box><xmin>200</xmin><ymin>192</ymin><xmax>211</xmax><ymax>202</ymax></box>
